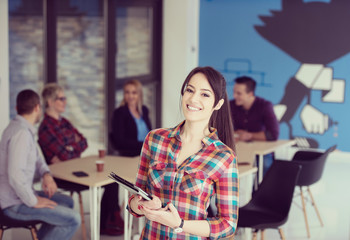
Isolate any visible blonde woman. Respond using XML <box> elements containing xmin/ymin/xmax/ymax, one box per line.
<box><xmin>111</xmin><ymin>79</ymin><xmax>152</xmax><ymax>156</ymax></box>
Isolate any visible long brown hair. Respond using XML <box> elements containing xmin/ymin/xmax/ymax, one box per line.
<box><xmin>181</xmin><ymin>66</ymin><xmax>235</xmax><ymax>151</ymax></box>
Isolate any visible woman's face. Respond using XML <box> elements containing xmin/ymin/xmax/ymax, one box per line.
<box><xmin>124</xmin><ymin>84</ymin><xmax>139</xmax><ymax>107</ymax></box>
<box><xmin>50</xmin><ymin>90</ymin><xmax>66</xmax><ymax>114</ymax></box>
<box><xmin>182</xmin><ymin>72</ymin><xmax>217</xmax><ymax>124</ymax></box>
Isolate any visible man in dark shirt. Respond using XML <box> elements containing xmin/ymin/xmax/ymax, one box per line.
<box><xmin>230</xmin><ymin>76</ymin><xmax>279</xmax><ymax>174</ymax></box>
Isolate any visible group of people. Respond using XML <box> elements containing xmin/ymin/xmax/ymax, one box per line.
<box><xmin>0</xmin><ymin>66</ymin><xmax>278</xmax><ymax>239</ymax></box>
<box><xmin>0</xmin><ymin>79</ymin><xmax>150</xmax><ymax>238</ymax></box>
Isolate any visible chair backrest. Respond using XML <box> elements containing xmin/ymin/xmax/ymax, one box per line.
<box><xmin>250</xmin><ymin>160</ymin><xmax>302</xmax><ymax>217</ymax></box>
<box><xmin>292</xmin><ymin>145</ymin><xmax>336</xmax><ymax>186</ymax></box>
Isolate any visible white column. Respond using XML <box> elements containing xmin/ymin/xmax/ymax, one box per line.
<box><xmin>161</xmin><ymin>0</ymin><xmax>199</xmax><ymax>128</ymax></box>
<box><xmin>0</xmin><ymin>0</ymin><xmax>10</xmax><ymax>135</ymax></box>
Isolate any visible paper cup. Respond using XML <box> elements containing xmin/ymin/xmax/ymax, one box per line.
<box><xmin>98</xmin><ymin>149</ymin><xmax>106</xmax><ymax>158</ymax></box>
<box><xmin>96</xmin><ymin>160</ymin><xmax>105</xmax><ymax>172</ymax></box>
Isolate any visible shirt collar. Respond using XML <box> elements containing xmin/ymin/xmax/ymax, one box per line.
<box><xmin>15</xmin><ymin>115</ymin><xmax>36</xmax><ymax>136</ymax></box>
<box><xmin>168</xmin><ymin>121</ymin><xmax>220</xmax><ymax>147</ymax></box>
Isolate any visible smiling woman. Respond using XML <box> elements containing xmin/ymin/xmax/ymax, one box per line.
<box><xmin>127</xmin><ymin>66</ymin><xmax>239</xmax><ymax>240</ymax></box>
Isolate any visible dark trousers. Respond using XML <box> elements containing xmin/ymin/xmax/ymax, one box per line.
<box><xmin>100</xmin><ymin>183</ymin><xmax>120</xmax><ymax>228</ymax></box>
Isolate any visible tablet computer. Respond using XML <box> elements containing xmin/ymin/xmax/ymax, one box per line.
<box><xmin>108</xmin><ymin>171</ymin><xmax>152</xmax><ymax>201</ymax></box>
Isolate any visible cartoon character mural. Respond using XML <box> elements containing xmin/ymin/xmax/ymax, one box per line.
<box><xmin>254</xmin><ymin>0</ymin><xmax>347</xmax><ymax>148</ymax></box>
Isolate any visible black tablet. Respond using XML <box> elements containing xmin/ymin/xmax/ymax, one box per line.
<box><xmin>108</xmin><ymin>172</ymin><xmax>152</xmax><ymax>201</ymax></box>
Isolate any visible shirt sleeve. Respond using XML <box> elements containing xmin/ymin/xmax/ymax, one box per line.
<box><xmin>68</xmin><ymin>121</ymin><xmax>88</xmax><ymax>155</ymax></box>
<box><xmin>8</xmin><ymin>130</ymin><xmax>38</xmax><ymax>207</ymax></box>
<box><xmin>263</xmin><ymin>101</ymin><xmax>280</xmax><ymax>141</ymax></box>
<box><xmin>207</xmin><ymin>154</ymin><xmax>239</xmax><ymax>239</ymax></box>
<box><xmin>35</xmin><ymin>145</ymin><xmax>51</xmax><ymax>178</ymax></box>
<box><xmin>134</xmin><ymin>132</ymin><xmax>151</xmax><ymax>190</ymax></box>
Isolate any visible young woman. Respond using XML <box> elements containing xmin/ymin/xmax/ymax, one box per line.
<box><xmin>111</xmin><ymin>79</ymin><xmax>152</xmax><ymax>156</ymax></box>
<box><xmin>128</xmin><ymin>67</ymin><xmax>238</xmax><ymax>239</ymax></box>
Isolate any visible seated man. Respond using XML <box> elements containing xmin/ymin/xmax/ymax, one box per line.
<box><xmin>230</xmin><ymin>76</ymin><xmax>279</xmax><ymax>174</ymax></box>
<box><xmin>0</xmin><ymin>89</ymin><xmax>81</xmax><ymax>240</ymax></box>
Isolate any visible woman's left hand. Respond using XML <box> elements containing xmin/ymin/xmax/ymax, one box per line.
<box><xmin>140</xmin><ymin>202</ymin><xmax>182</xmax><ymax>229</ymax></box>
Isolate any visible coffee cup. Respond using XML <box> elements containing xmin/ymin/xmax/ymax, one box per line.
<box><xmin>98</xmin><ymin>149</ymin><xmax>106</xmax><ymax>158</ymax></box>
<box><xmin>96</xmin><ymin>160</ymin><xmax>105</xmax><ymax>172</ymax></box>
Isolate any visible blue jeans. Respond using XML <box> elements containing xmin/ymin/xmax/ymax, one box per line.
<box><xmin>3</xmin><ymin>191</ymin><xmax>81</xmax><ymax>240</ymax></box>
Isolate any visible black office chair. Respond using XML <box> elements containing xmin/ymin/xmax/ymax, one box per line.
<box><xmin>290</xmin><ymin>145</ymin><xmax>336</xmax><ymax>238</ymax></box>
<box><xmin>238</xmin><ymin>160</ymin><xmax>302</xmax><ymax>240</ymax></box>
<box><xmin>0</xmin><ymin>208</ymin><xmax>43</xmax><ymax>240</ymax></box>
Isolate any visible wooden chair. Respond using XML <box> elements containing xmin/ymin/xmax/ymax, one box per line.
<box><xmin>290</xmin><ymin>145</ymin><xmax>336</xmax><ymax>238</ymax></box>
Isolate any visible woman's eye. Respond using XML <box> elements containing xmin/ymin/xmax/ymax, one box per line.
<box><xmin>186</xmin><ymin>88</ymin><xmax>193</xmax><ymax>93</ymax></box>
<box><xmin>202</xmin><ymin>93</ymin><xmax>210</xmax><ymax>97</ymax></box>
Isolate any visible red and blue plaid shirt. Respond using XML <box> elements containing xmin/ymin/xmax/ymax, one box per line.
<box><xmin>38</xmin><ymin>114</ymin><xmax>88</xmax><ymax>164</ymax></box>
<box><xmin>132</xmin><ymin>121</ymin><xmax>239</xmax><ymax>239</ymax></box>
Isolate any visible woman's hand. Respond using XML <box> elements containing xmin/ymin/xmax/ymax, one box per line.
<box><xmin>130</xmin><ymin>194</ymin><xmax>162</xmax><ymax>216</ymax></box>
<box><xmin>139</xmin><ymin>194</ymin><xmax>162</xmax><ymax>210</ymax></box>
<box><xmin>140</xmin><ymin>202</ymin><xmax>182</xmax><ymax>229</ymax></box>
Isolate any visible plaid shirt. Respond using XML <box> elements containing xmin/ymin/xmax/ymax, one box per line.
<box><xmin>132</xmin><ymin>121</ymin><xmax>239</xmax><ymax>239</ymax></box>
<box><xmin>38</xmin><ymin>114</ymin><xmax>88</xmax><ymax>164</ymax></box>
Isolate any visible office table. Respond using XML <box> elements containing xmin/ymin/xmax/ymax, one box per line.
<box><xmin>236</xmin><ymin>139</ymin><xmax>295</xmax><ymax>184</ymax></box>
<box><xmin>49</xmin><ymin>155</ymin><xmax>140</xmax><ymax>240</ymax></box>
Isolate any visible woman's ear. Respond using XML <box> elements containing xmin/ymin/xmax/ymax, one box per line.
<box><xmin>214</xmin><ymin>99</ymin><xmax>224</xmax><ymax>110</ymax></box>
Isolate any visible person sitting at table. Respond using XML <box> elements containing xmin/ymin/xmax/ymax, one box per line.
<box><xmin>111</xmin><ymin>79</ymin><xmax>152</xmax><ymax>157</ymax></box>
<box><xmin>127</xmin><ymin>66</ymin><xmax>239</xmax><ymax>239</ymax></box>
<box><xmin>38</xmin><ymin>83</ymin><xmax>124</xmax><ymax>236</ymax></box>
<box><xmin>230</xmin><ymin>76</ymin><xmax>279</xmax><ymax>175</ymax></box>
<box><xmin>0</xmin><ymin>89</ymin><xmax>81</xmax><ymax>240</ymax></box>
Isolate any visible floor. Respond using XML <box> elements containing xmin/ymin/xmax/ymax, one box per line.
<box><xmin>3</xmin><ymin>155</ymin><xmax>349</xmax><ymax>240</ymax></box>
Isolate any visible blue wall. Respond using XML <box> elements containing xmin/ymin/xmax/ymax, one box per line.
<box><xmin>199</xmin><ymin>0</ymin><xmax>350</xmax><ymax>151</ymax></box>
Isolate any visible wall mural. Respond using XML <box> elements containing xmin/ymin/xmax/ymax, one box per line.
<box><xmin>256</xmin><ymin>0</ymin><xmax>347</xmax><ymax>148</ymax></box>
<box><xmin>200</xmin><ymin>0</ymin><xmax>350</xmax><ymax>151</ymax></box>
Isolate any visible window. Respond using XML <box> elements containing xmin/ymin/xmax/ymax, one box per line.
<box><xmin>9</xmin><ymin>0</ymin><xmax>44</xmax><ymax>119</ymax></box>
<box><xmin>56</xmin><ymin>0</ymin><xmax>105</xmax><ymax>150</ymax></box>
<box><xmin>8</xmin><ymin>0</ymin><xmax>162</xmax><ymax>152</ymax></box>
